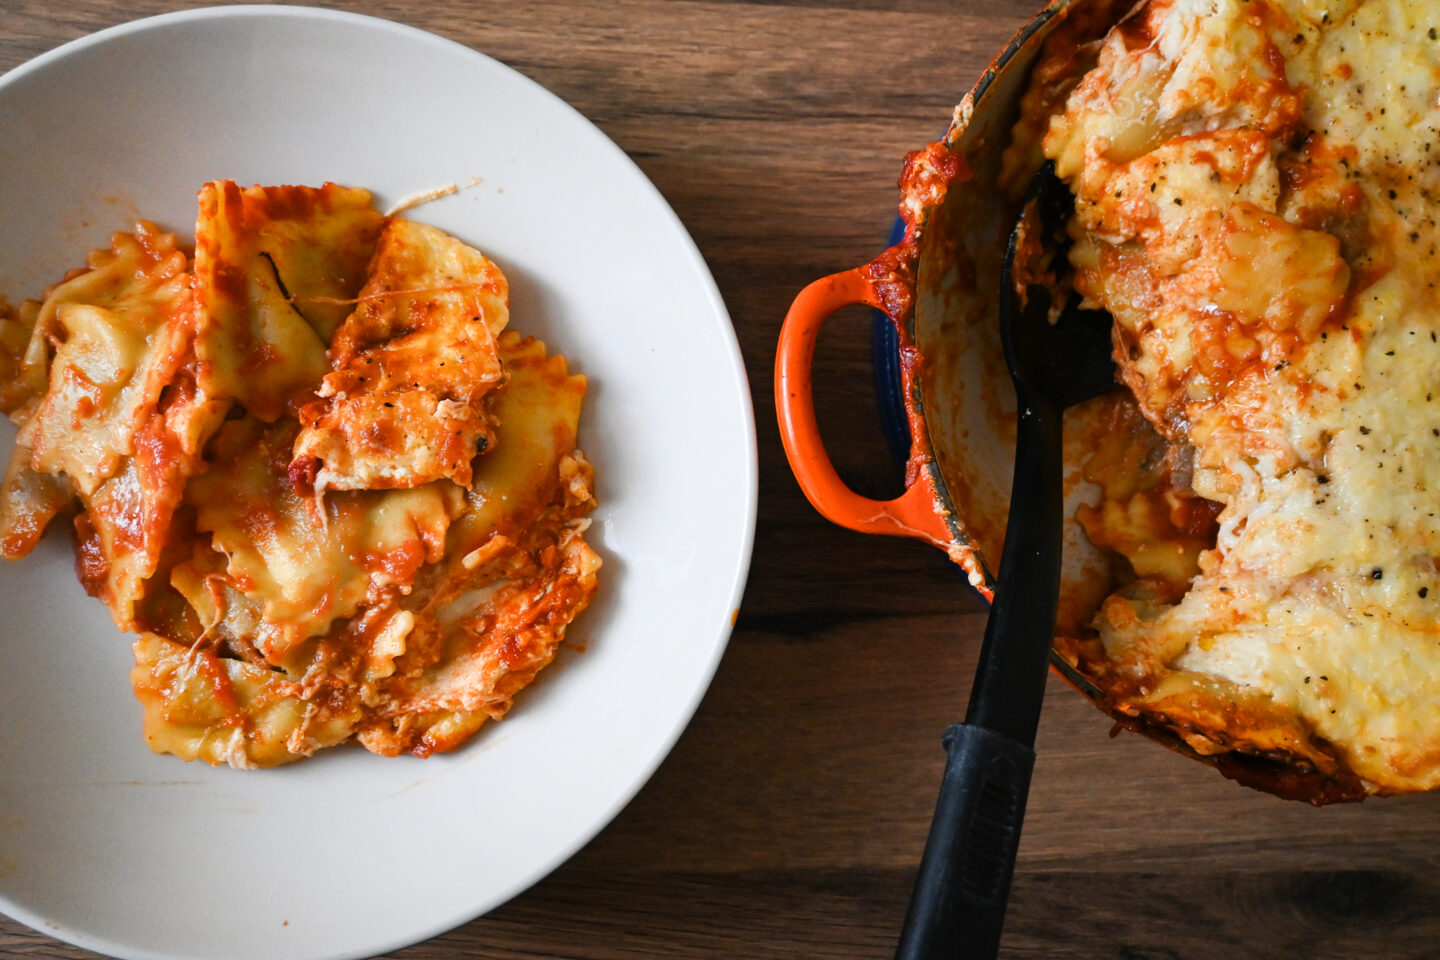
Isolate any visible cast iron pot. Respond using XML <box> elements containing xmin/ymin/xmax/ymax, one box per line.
<box><xmin>773</xmin><ymin>0</ymin><xmax>1366</xmax><ymax>805</ymax></box>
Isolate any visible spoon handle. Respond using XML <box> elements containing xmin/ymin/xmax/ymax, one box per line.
<box><xmin>893</xmin><ymin>723</ymin><xmax>1035</xmax><ymax>960</ymax></box>
<box><xmin>967</xmin><ymin>400</ymin><xmax>1064</xmax><ymax>744</ymax></box>
<box><xmin>894</xmin><ymin>400</ymin><xmax>1064</xmax><ymax>959</ymax></box>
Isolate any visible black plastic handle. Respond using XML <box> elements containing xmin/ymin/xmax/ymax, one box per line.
<box><xmin>967</xmin><ymin>399</ymin><xmax>1064</xmax><ymax>745</ymax></box>
<box><xmin>893</xmin><ymin>161</ymin><xmax>1114</xmax><ymax>960</ymax></box>
<box><xmin>894</xmin><ymin>398</ymin><xmax>1064</xmax><ymax>959</ymax></box>
<box><xmin>894</xmin><ymin>724</ymin><xmax>1036</xmax><ymax>960</ymax></box>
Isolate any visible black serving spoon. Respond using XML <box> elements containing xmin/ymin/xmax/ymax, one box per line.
<box><xmin>894</xmin><ymin>162</ymin><xmax>1116</xmax><ymax>960</ymax></box>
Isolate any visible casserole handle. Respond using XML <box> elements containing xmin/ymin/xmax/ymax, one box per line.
<box><xmin>775</xmin><ymin>268</ymin><xmax>950</xmax><ymax>544</ymax></box>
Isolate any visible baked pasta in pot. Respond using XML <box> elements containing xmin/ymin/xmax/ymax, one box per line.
<box><xmin>1019</xmin><ymin>0</ymin><xmax>1440</xmax><ymax>798</ymax></box>
<box><xmin>0</xmin><ymin>182</ymin><xmax>601</xmax><ymax>768</ymax></box>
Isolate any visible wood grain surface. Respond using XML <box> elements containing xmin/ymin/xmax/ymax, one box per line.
<box><xmin>2</xmin><ymin>1</ymin><xmax>1439</xmax><ymax>958</ymax></box>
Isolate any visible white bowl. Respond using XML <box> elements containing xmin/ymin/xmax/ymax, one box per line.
<box><xmin>0</xmin><ymin>7</ymin><xmax>757</xmax><ymax>959</ymax></box>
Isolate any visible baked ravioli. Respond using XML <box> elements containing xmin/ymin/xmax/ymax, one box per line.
<box><xmin>0</xmin><ymin>182</ymin><xmax>600</xmax><ymax>768</ymax></box>
<box><xmin>1022</xmin><ymin>0</ymin><xmax>1440</xmax><ymax>797</ymax></box>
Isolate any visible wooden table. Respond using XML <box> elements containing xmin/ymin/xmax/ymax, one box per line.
<box><xmin>3</xmin><ymin>1</ymin><xmax>1439</xmax><ymax>958</ymax></box>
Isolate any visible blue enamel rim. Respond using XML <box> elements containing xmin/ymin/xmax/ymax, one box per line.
<box><xmin>872</xmin><ymin>215</ymin><xmax>911</xmax><ymax>470</ymax></box>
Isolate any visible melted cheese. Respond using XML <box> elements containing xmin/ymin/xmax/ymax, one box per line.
<box><xmin>157</xmin><ymin>333</ymin><xmax>596</xmax><ymax>767</ymax></box>
<box><xmin>1047</xmin><ymin>0</ymin><xmax>1440</xmax><ymax>792</ymax></box>
<box><xmin>363</xmin><ymin>518</ymin><xmax>601</xmax><ymax>757</ymax></box>
<box><xmin>0</xmin><ymin>298</ymin><xmax>44</xmax><ymax>414</ymax></box>
<box><xmin>360</xmin><ymin>332</ymin><xmax>597</xmax><ymax>757</ymax></box>
<box><xmin>193</xmin><ymin>181</ymin><xmax>384</xmax><ymax>422</ymax></box>
<box><xmin>292</xmin><ymin>218</ymin><xmax>509</xmax><ymax>493</ymax></box>
<box><xmin>130</xmin><ymin>632</ymin><xmax>360</xmax><ymax>768</ymax></box>
<box><xmin>24</xmin><ymin>225</ymin><xmax>193</xmax><ymax>497</ymax></box>
<box><xmin>451</xmin><ymin>331</ymin><xmax>588</xmax><ymax>553</ymax></box>
<box><xmin>0</xmin><ymin>185</ymin><xmax>599</xmax><ymax>770</ymax></box>
<box><xmin>182</xmin><ymin>416</ymin><xmax>465</xmax><ymax>663</ymax></box>
<box><xmin>0</xmin><ymin>227</ymin><xmax>225</xmax><ymax>625</ymax></box>
<box><xmin>0</xmin><ymin>441</ymin><xmax>70</xmax><ymax>559</ymax></box>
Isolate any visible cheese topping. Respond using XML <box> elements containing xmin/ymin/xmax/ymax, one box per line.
<box><xmin>0</xmin><ymin>182</ymin><xmax>600</xmax><ymax>768</ymax></box>
<box><xmin>1045</xmin><ymin>0</ymin><xmax>1440</xmax><ymax>791</ymax></box>
<box><xmin>291</xmin><ymin>218</ymin><xmax>509</xmax><ymax>494</ymax></box>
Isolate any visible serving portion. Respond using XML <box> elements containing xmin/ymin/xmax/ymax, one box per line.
<box><xmin>780</xmin><ymin>0</ymin><xmax>1440</xmax><ymax>803</ymax></box>
<box><xmin>0</xmin><ymin>9</ymin><xmax>754</xmax><ymax>960</ymax></box>
<box><xmin>0</xmin><ymin>181</ymin><xmax>600</xmax><ymax>768</ymax></box>
<box><xmin>1018</xmin><ymin>0</ymin><xmax>1440</xmax><ymax>797</ymax></box>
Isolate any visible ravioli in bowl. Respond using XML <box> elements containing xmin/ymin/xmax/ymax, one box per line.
<box><xmin>0</xmin><ymin>181</ymin><xmax>601</xmax><ymax>768</ymax></box>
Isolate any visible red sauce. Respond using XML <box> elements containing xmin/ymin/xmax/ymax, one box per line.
<box><xmin>359</xmin><ymin>417</ymin><xmax>403</xmax><ymax>454</ymax></box>
<box><xmin>860</xmin><ymin>241</ymin><xmax>917</xmax><ymax>326</ymax></box>
<box><xmin>360</xmin><ymin>540</ymin><xmax>426</xmax><ymax>584</ymax></box>
<box><xmin>209</xmin><ymin>261</ymin><xmax>249</xmax><ymax>309</ymax></box>
<box><xmin>239</xmin><ymin>339</ymin><xmax>282</xmax><ymax>377</ymax></box>
<box><xmin>61</xmin><ymin>366</ymin><xmax>104</xmax><ymax>426</ymax></box>
<box><xmin>235</xmin><ymin>500</ymin><xmax>282</xmax><ymax>546</ymax></box>
<box><xmin>497</xmin><ymin>631</ymin><xmax>527</xmax><ymax>670</ymax></box>
<box><xmin>195</xmin><ymin>649</ymin><xmax>242</xmax><ymax>722</ymax></box>
<box><xmin>72</xmin><ymin>512</ymin><xmax>109</xmax><ymax>597</ymax></box>
<box><xmin>133</xmin><ymin>413</ymin><xmax>181</xmax><ymax>479</ymax></box>
<box><xmin>1117</xmin><ymin>8</ymin><xmax>1158</xmax><ymax>49</ymax></box>
<box><xmin>898</xmin><ymin>142</ymin><xmax>973</xmax><ymax>232</ymax></box>
<box><xmin>1176</xmin><ymin>495</ymin><xmax>1224</xmax><ymax>540</ymax></box>
<box><xmin>288</xmin><ymin>455</ymin><xmax>320</xmax><ymax>499</ymax></box>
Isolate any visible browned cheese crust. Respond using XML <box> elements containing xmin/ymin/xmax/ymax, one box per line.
<box><xmin>1020</xmin><ymin>0</ymin><xmax>1440</xmax><ymax>800</ymax></box>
